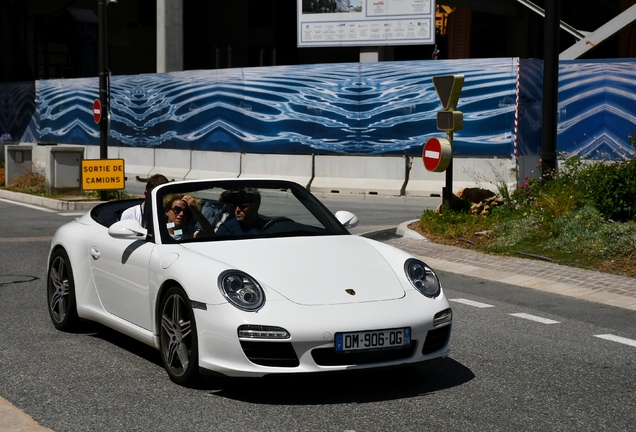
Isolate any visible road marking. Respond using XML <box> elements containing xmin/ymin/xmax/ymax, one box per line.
<box><xmin>594</xmin><ymin>334</ymin><xmax>636</xmax><ymax>348</ymax></box>
<box><xmin>450</xmin><ymin>298</ymin><xmax>495</xmax><ymax>308</ymax></box>
<box><xmin>509</xmin><ymin>312</ymin><xmax>560</xmax><ymax>324</ymax></box>
<box><xmin>58</xmin><ymin>212</ymin><xmax>86</xmax><ymax>217</ymax></box>
<box><xmin>0</xmin><ymin>198</ymin><xmax>57</xmax><ymax>212</ymax></box>
<box><xmin>0</xmin><ymin>237</ymin><xmax>52</xmax><ymax>243</ymax></box>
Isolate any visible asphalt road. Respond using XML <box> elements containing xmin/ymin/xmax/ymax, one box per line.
<box><xmin>315</xmin><ymin>193</ymin><xmax>441</xmax><ymax>234</ymax></box>
<box><xmin>1</xmin><ymin>197</ymin><xmax>635</xmax><ymax>431</ymax></box>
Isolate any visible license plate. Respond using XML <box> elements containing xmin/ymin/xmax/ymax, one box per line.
<box><xmin>335</xmin><ymin>328</ymin><xmax>411</xmax><ymax>352</ymax></box>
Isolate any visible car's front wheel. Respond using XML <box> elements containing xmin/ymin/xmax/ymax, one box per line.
<box><xmin>160</xmin><ymin>286</ymin><xmax>200</xmax><ymax>386</ymax></box>
<box><xmin>47</xmin><ymin>248</ymin><xmax>79</xmax><ymax>331</ymax></box>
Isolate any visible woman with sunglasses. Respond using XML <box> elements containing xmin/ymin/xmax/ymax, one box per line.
<box><xmin>163</xmin><ymin>194</ymin><xmax>194</xmax><ymax>240</ymax></box>
<box><xmin>163</xmin><ymin>194</ymin><xmax>215</xmax><ymax>240</ymax></box>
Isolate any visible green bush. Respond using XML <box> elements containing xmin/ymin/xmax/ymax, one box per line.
<box><xmin>416</xmin><ymin>138</ymin><xmax>636</xmax><ymax>273</ymax></box>
<box><xmin>579</xmin><ymin>159</ymin><xmax>636</xmax><ymax>222</ymax></box>
<box><xmin>542</xmin><ymin>205</ymin><xmax>606</xmax><ymax>255</ymax></box>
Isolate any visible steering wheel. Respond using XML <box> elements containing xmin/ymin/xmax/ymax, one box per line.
<box><xmin>261</xmin><ymin>217</ymin><xmax>292</xmax><ymax>232</ymax></box>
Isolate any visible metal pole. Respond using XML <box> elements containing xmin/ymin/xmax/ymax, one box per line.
<box><xmin>443</xmin><ymin>130</ymin><xmax>454</xmax><ymax>212</ymax></box>
<box><xmin>98</xmin><ymin>0</ymin><xmax>108</xmax><ymax>200</ymax></box>
<box><xmin>541</xmin><ymin>0</ymin><xmax>560</xmax><ymax>180</ymax></box>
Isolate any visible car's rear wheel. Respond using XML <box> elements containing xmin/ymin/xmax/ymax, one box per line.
<box><xmin>47</xmin><ymin>248</ymin><xmax>79</xmax><ymax>331</ymax></box>
<box><xmin>160</xmin><ymin>286</ymin><xmax>200</xmax><ymax>386</ymax></box>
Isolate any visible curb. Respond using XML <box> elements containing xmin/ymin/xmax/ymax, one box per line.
<box><xmin>0</xmin><ymin>189</ymin><xmax>102</xmax><ymax>212</ymax></box>
<box><xmin>0</xmin><ymin>396</ymin><xmax>53</xmax><ymax>432</ymax></box>
<box><xmin>396</xmin><ymin>219</ymin><xmax>427</xmax><ymax>240</ymax></box>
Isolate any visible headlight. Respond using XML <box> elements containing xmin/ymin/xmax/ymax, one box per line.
<box><xmin>218</xmin><ymin>271</ymin><xmax>265</xmax><ymax>311</ymax></box>
<box><xmin>404</xmin><ymin>259</ymin><xmax>441</xmax><ymax>298</ymax></box>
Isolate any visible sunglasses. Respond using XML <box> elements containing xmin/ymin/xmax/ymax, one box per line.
<box><xmin>170</xmin><ymin>206</ymin><xmax>188</xmax><ymax>215</ymax></box>
<box><xmin>236</xmin><ymin>203</ymin><xmax>252</xmax><ymax>210</ymax></box>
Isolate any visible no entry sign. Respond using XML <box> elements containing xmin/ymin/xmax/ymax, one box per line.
<box><xmin>93</xmin><ymin>99</ymin><xmax>102</xmax><ymax>124</ymax></box>
<box><xmin>422</xmin><ymin>137</ymin><xmax>452</xmax><ymax>172</ymax></box>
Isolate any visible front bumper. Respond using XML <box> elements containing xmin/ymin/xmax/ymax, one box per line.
<box><xmin>195</xmin><ymin>292</ymin><xmax>452</xmax><ymax>377</ymax></box>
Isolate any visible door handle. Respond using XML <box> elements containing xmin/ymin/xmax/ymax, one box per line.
<box><xmin>90</xmin><ymin>246</ymin><xmax>101</xmax><ymax>260</ymax></box>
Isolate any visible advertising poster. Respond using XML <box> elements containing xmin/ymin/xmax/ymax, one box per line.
<box><xmin>298</xmin><ymin>0</ymin><xmax>436</xmax><ymax>47</ymax></box>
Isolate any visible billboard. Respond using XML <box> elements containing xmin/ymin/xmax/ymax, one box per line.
<box><xmin>297</xmin><ymin>0</ymin><xmax>436</xmax><ymax>47</ymax></box>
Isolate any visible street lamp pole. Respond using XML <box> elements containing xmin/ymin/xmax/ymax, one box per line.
<box><xmin>541</xmin><ymin>0</ymin><xmax>561</xmax><ymax>181</ymax></box>
<box><xmin>98</xmin><ymin>0</ymin><xmax>114</xmax><ymax>201</ymax></box>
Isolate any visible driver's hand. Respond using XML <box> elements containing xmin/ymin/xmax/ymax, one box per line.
<box><xmin>182</xmin><ymin>194</ymin><xmax>196</xmax><ymax>208</ymax></box>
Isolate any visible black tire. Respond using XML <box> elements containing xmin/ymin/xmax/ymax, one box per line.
<box><xmin>159</xmin><ymin>286</ymin><xmax>201</xmax><ymax>386</ymax></box>
<box><xmin>47</xmin><ymin>248</ymin><xmax>79</xmax><ymax>331</ymax></box>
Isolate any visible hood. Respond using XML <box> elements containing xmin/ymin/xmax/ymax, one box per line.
<box><xmin>182</xmin><ymin>235</ymin><xmax>406</xmax><ymax>306</ymax></box>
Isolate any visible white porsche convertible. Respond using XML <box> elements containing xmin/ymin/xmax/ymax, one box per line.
<box><xmin>47</xmin><ymin>179</ymin><xmax>452</xmax><ymax>386</ymax></box>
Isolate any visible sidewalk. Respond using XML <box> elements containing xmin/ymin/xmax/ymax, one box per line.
<box><xmin>0</xmin><ymin>397</ymin><xmax>52</xmax><ymax>432</ymax></box>
<box><xmin>390</xmin><ymin>222</ymin><xmax>636</xmax><ymax>311</ymax></box>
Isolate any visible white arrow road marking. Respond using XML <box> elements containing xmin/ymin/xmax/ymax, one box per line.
<box><xmin>450</xmin><ymin>298</ymin><xmax>495</xmax><ymax>308</ymax></box>
<box><xmin>594</xmin><ymin>334</ymin><xmax>636</xmax><ymax>348</ymax></box>
<box><xmin>509</xmin><ymin>312</ymin><xmax>560</xmax><ymax>324</ymax></box>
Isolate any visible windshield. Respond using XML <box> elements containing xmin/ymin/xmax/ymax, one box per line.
<box><xmin>153</xmin><ymin>179</ymin><xmax>349</xmax><ymax>244</ymax></box>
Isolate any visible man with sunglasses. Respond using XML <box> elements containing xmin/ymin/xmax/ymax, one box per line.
<box><xmin>215</xmin><ymin>188</ymin><xmax>268</xmax><ymax>237</ymax></box>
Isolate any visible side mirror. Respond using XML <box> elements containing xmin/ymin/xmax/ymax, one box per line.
<box><xmin>335</xmin><ymin>210</ymin><xmax>359</xmax><ymax>229</ymax></box>
<box><xmin>108</xmin><ymin>219</ymin><xmax>148</xmax><ymax>240</ymax></box>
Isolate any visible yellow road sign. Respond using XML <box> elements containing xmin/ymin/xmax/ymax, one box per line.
<box><xmin>81</xmin><ymin>159</ymin><xmax>125</xmax><ymax>190</ymax></box>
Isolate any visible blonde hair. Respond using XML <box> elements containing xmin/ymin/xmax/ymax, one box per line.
<box><xmin>163</xmin><ymin>194</ymin><xmax>184</xmax><ymax>211</ymax></box>
<box><xmin>163</xmin><ymin>194</ymin><xmax>201</xmax><ymax>211</ymax></box>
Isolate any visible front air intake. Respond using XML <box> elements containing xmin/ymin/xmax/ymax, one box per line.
<box><xmin>240</xmin><ymin>341</ymin><xmax>299</xmax><ymax>367</ymax></box>
<box><xmin>422</xmin><ymin>325</ymin><xmax>451</xmax><ymax>354</ymax></box>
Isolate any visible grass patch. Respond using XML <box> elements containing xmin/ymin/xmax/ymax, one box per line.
<box><xmin>2</xmin><ymin>167</ymin><xmax>133</xmax><ymax>201</ymax></box>
<box><xmin>6</xmin><ymin>169</ymin><xmax>47</xmax><ymax>195</ymax></box>
<box><xmin>415</xmin><ymin>153</ymin><xmax>636</xmax><ymax>278</ymax></box>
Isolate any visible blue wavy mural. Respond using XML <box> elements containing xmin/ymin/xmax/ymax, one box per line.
<box><xmin>35</xmin><ymin>58</ymin><xmax>518</xmax><ymax>157</ymax></box>
<box><xmin>3</xmin><ymin>58</ymin><xmax>632</xmax><ymax>160</ymax></box>
<box><xmin>557</xmin><ymin>60</ymin><xmax>636</xmax><ymax>160</ymax></box>
<box><xmin>516</xmin><ymin>58</ymin><xmax>636</xmax><ymax>160</ymax></box>
<box><xmin>0</xmin><ymin>81</ymin><xmax>36</xmax><ymax>142</ymax></box>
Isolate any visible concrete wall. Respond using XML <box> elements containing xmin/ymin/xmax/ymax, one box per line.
<box><xmin>23</xmin><ymin>143</ymin><xmax>520</xmax><ymax>197</ymax></box>
<box><xmin>407</xmin><ymin>157</ymin><xmax>518</xmax><ymax>196</ymax></box>
<box><xmin>185</xmin><ymin>151</ymin><xmax>241</xmax><ymax>180</ymax></box>
<box><xmin>311</xmin><ymin>155</ymin><xmax>408</xmax><ymax>196</ymax></box>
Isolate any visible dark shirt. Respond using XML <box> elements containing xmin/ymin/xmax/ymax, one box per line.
<box><xmin>216</xmin><ymin>216</ymin><xmax>268</xmax><ymax>237</ymax></box>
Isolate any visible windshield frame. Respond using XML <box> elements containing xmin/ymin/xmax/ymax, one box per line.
<box><xmin>151</xmin><ymin>179</ymin><xmax>350</xmax><ymax>244</ymax></box>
